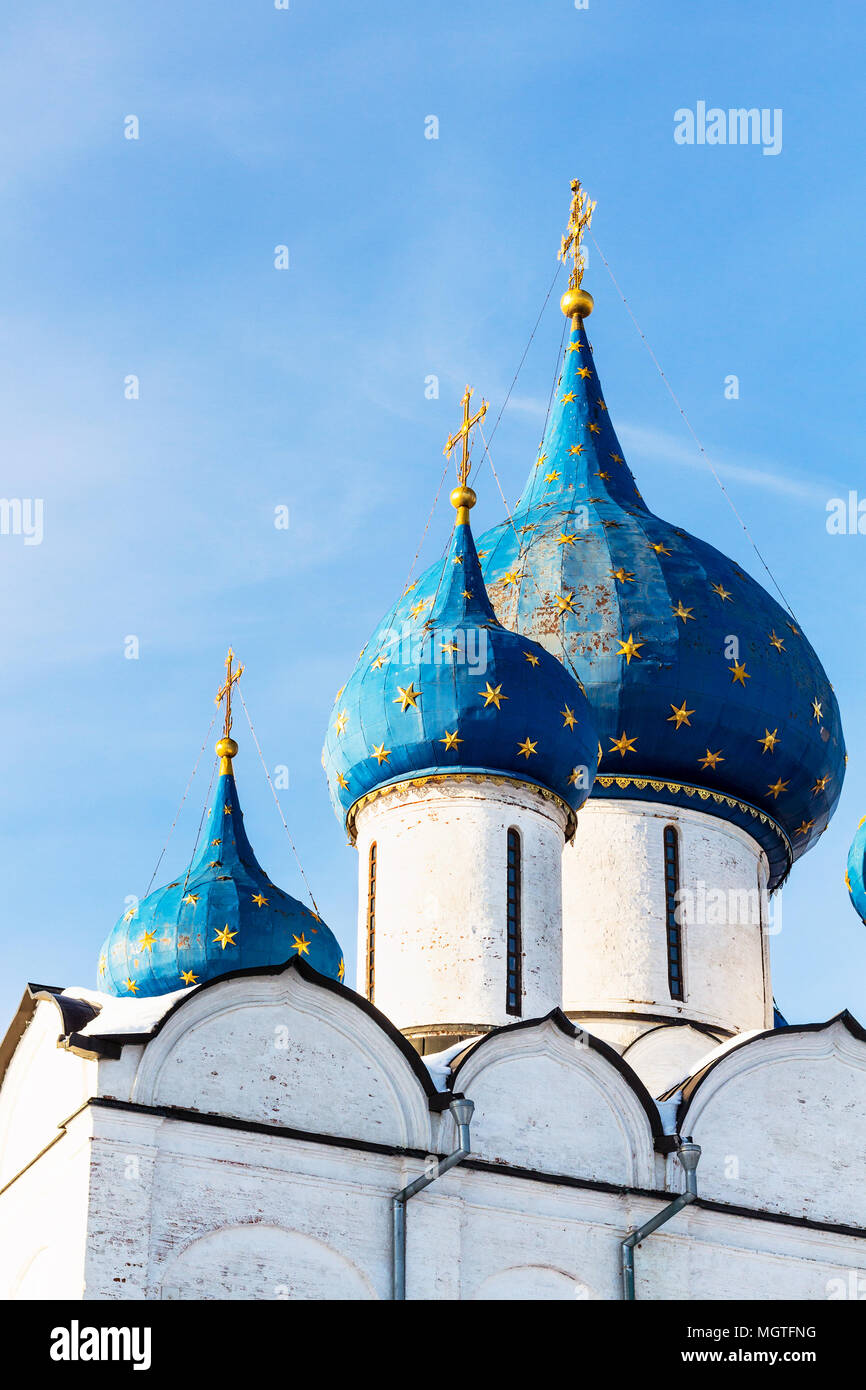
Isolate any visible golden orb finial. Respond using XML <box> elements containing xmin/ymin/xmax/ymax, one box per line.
<box><xmin>558</xmin><ymin>178</ymin><xmax>595</xmax><ymax>322</ymax></box>
<box><xmin>450</xmin><ymin>484</ymin><xmax>477</xmax><ymax>525</ymax></box>
<box><xmin>216</xmin><ymin>734</ymin><xmax>239</xmax><ymax>774</ymax></box>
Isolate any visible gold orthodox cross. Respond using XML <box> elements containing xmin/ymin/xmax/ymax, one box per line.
<box><xmin>215</xmin><ymin>647</ymin><xmax>244</xmax><ymax>739</ymax></box>
<box><xmin>444</xmin><ymin>385</ymin><xmax>489</xmax><ymax>487</ymax></box>
<box><xmin>558</xmin><ymin>178</ymin><xmax>595</xmax><ymax>291</ymax></box>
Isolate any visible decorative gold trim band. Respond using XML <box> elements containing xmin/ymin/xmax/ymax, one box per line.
<box><xmin>346</xmin><ymin>771</ymin><xmax>577</xmax><ymax>845</ymax></box>
<box><xmin>594</xmin><ymin>773</ymin><xmax>791</xmax><ymax>851</ymax></box>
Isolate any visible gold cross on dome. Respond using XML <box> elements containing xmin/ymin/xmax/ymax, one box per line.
<box><xmin>215</xmin><ymin>647</ymin><xmax>244</xmax><ymax>740</ymax></box>
<box><xmin>444</xmin><ymin>385</ymin><xmax>488</xmax><ymax>487</ymax></box>
<box><xmin>558</xmin><ymin>178</ymin><xmax>595</xmax><ymax>291</ymax></box>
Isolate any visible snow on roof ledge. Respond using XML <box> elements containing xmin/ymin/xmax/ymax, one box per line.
<box><xmin>46</xmin><ymin>984</ymin><xmax>193</xmax><ymax>1038</ymax></box>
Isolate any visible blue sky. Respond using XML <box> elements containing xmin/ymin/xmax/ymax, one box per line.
<box><xmin>1</xmin><ymin>0</ymin><xmax>864</xmax><ymax>1027</ymax></box>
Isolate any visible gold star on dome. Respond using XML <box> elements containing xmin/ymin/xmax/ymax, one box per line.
<box><xmin>568</xmin><ymin>767</ymin><xmax>583</xmax><ymax>786</ymax></box>
<box><xmin>123</xmin><ymin>907</ymin><xmax>136</xmax><ymax>923</ymax></box>
<box><xmin>394</xmin><ymin>683</ymin><xmax>421</xmax><ymax>712</ymax></box>
<box><xmin>787</xmin><ymin>622</ymin><xmax>799</xmax><ymax>635</ymax></box>
<box><xmin>125</xmin><ymin>978</ymin><xmax>139</xmax><ymax>994</ymax></box>
<box><xmin>524</xmin><ymin>651</ymin><xmax>540</xmax><ymax>667</ymax></box>
<box><xmin>668</xmin><ymin>701</ymin><xmax>694</xmax><ymax>729</ymax></box>
<box><xmin>601</xmin><ymin>520</ymin><xmax>620</xmax><ymax>530</ymax></box>
<box><xmin>758</xmin><ymin>729</ymin><xmax>780</xmax><ymax>754</ymax></box>
<box><xmin>710</xmin><ymin>582</ymin><xmax>733</xmax><ymax>602</ymax></box>
<box><xmin>567</xmin><ymin>340</ymin><xmax>583</xmax><ymax>352</ymax></box>
<box><xmin>440</xmin><ymin>640</ymin><xmax>459</xmax><ymax>655</ymax></box>
<box><xmin>767</xmin><ymin>777</ymin><xmax>789</xmax><ymax>800</ymax></box>
<box><xmin>795</xmin><ymin>819</ymin><xmax>815</xmax><ymax>837</ymax></box>
<box><xmin>650</xmin><ymin>541</ymin><xmax>671</xmax><ymax>555</ymax></box>
<box><xmin>501</xmin><ymin>570</ymin><xmax>522</xmax><ymax>586</ymax></box>
<box><xmin>609</xmin><ymin>731</ymin><xmax>638</xmax><ymax>757</ymax></box>
<box><xmin>213</xmin><ymin>924</ymin><xmax>238</xmax><ymax>950</ymax></box>
<box><xmin>611</xmin><ymin>567</ymin><xmax>635</xmax><ymax>583</ymax></box>
<box><xmin>409</xmin><ymin>599</ymin><xmax>428</xmax><ymax>620</ymax></box>
<box><xmin>223</xmin><ymin>804</ymin><xmax>232</xmax><ymax>815</ymax></box>
<box><xmin>569</xmin><ymin>444</ymin><xmax>585</xmax><ymax>456</ymax></box>
<box><xmin>545</xmin><ymin>470</ymin><xmax>561</xmax><ymax>483</ymax></box>
<box><xmin>672</xmin><ymin>601</ymin><xmax>695</xmax><ymax>622</ymax></box>
<box><xmin>768</xmin><ymin>631</ymin><xmax>785</xmax><ymax>653</ymax></box>
<box><xmin>479</xmin><ymin>682</ymin><xmax>507</xmax><ymax>709</ymax></box>
<box><xmin>557</xmin><ymin>591</ymin><xmax>577</xmax><ymax>613</ymax></box>
<box><xmin>561</xmin><ymin>391</ymin><xmax>577</xmax><ymax>404</ymax></box>
<box><xmin>183</xmin><ymin>892</ymin><xmax>199</xmax><ymax>906</ymax></box>
<box><xmin>535</xmin><ymin>452</ymin><xmax>547</xmax><ymax>468</ymax></box>
<box><xmin>729</xmin><ymin>660</ymin><xmax>751</xmax><ymax>686</ymax></box>
<box><xmin>371</xmin><ymin>743</ymin><xmax>391</xmax><ymax>764</ymax></box>
<box><xmin>461</xmin><ymin>588</ymin><xmax>473</xmax><ymax>600</ymax></box>
<box><xmin>557</xmin><ymin>533</ymin><xmax>577</xmax><ymax>546</ymax></box>
<box><xmin>812</xmin><ymin>775</ymin><xmax>831</xmax><ymax>795</ymax></box>
<box><xmin>210</xmin><ymin>838</ymin><xmax>222</xmax><ymax>847</ymax></box>
<box><xmin>137</xmin><ymin>930</ymin><xmax>157</xmax><ymax>952</ymax></box>
<box><xmin>616</xmin><ymin>634</ymin><xmax>644</xmax><ymax>664</ymax></box>
<box><xmin>595</xmin><ymin>470</ymin><xmax>610</xmax><ymax>480</ymax></box>
<box><xmin>700</xmin><ymin>749</ymin><xmax>724</xmax><ymax>770</ymax></box>
<box><xmin>440</xmin><ymin>730</ymin><xmax>463</xmax><ymax>751</ymax></box>
<box><xmin>334</xmin><ymin>710</ymin><xmax>349</xmax><ymax>736</ymax></box>
<box><xmin>337</xmin><ymin>957</ymin><xmax>345</xmax><ymax>982</ymax></box>
<box><xmin>597</xmin><ymin>398</ymin><xmax>607</xmax><ymax>411</ymax></box>
<box><xmin>403</xmin><ymin>583</ymin><xmax>416</xmax><ymax>596</ymax></box>
<box><xmin>336</xmin><ymin>772</ymin><xmax>349</xmax><ymax>790</ymax></box>
<box><xmin>610</xmin><ymin>452</ymin><xmax>624</xmax><ymax>464</ymax></box>
<box><xmin>98</xmin><ymin>954</ymin><xmax>106</xmax><ymax>976</ymax></box>
<box><xmin>292</xmin><ymin>933</ymin><xmax>311</xmax><ymax>956</ymax></box>
<box><xmin>477</xmin><ymin>549</ymin><xmax>489</xmax><ymax>559</ymax></box>
<box><xmin>452</xmin><ymin>555</ymin><xmax>463</xmax><ymax>567</ymax></box>
<box><xmin>370</xmin><ymin>654</ymin><xmax>388</xmax><ymax>670</ymax></box>
<box><xmin>517</xmin><ymin>738</ymin><xmax>538</xmax><ymax>759</ymax></box>
<box><xmin>562</xmin><ymin>706</ymin><xmax>577</xmax><ymax>730</ymax></box>
<box><xmin>577</xmin><ymin>367</ymin><xmax>592</xmax><ymax>380</ymax></box>
<box><xmin>252</xmin><ymin>892</ymin><xmax>268</xmax><ymax>907</ymax></box>
<box><xmin>588</xmin><ymin>422</ymin><xmax>601</xmax><ymax>435</ymax></box>
<box><xmin>180</xmin><ymin>970</ymin><xmax>198</xmax><ymax>986</ymax></box>
<box><xmin>812</xmin><ymin>698</ymin><xmax>823</xmax><ymax>722</ymax></box>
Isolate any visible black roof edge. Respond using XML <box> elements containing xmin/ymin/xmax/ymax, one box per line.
<box><xmin>671</xmin><ymin>1009</ymin><xmax>866</xmax><ymax>1127</ymax></box>
<box><xmin>448</xmin><ymin>1007</ymin><xmax>667</xmax><ymax>1147</ymax></box>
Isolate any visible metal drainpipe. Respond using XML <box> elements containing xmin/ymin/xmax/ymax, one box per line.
<box><xmin>392</xmin><ymin>1096</ymin><xmax>474</xmax><ymax>1301</ymax></box>
<box><xmin>622</xmin><ymin>1139</ymin><xmax>701</xmax><ymax>1300</ymax></box>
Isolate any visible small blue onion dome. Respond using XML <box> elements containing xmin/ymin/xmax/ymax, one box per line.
<box><xmin>98</xmin><ymin>733</ymin><xmax>344</xmax><ymax>997</ymax></box>
<box><xmin>322</xmin><ymin>478</ymin><xmax>598</xmax><ymax>833</ymax></box>
<box><xmin>847</xmin><ymin>817</ymin><xmax>866</xmax><ymax>925</ymax></box>
<box><xmin>381</xmin><ymin>194</ymin><xmax>845</xmax><ymax>890</ymax></box>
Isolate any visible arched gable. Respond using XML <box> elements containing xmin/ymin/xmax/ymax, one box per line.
<box><xmin>448</xmin><ymin>1010</ymin><xmax>662</xmax><ymax>1187</ymax></box>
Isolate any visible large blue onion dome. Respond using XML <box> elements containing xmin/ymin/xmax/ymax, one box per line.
<box><xmin>99</xmin><ymin>677</ymin><xmax>344</xmax><ymax>997</ymax></box>
<box><xmin>847</xmin><ymin>818</ymin><xmax>866</xmax><ymax>925</ymax></box>
<box><xmin>391</xmin><ymin>187</ymin><xmax>845</xmax><ymax>889</ymax></box>
<box><xmin>322</xmin><ymin>454</ymin><xmax>599</xmax><ymax>838</ymax></box>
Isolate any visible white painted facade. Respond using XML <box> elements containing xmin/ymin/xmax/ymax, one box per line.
<box><xmin>1</xmin><ymin>972</ymin><xmax>865</xmax><ymax>1301</ymax></box>
<box><xmin>353</xmin><ymin>776</ymin><xmax>568</xmax><ymax>1036</ymax></box>
<box><xmin>563</xmin><ymin>800</ymin><xmax>773</xmax><ymax>1048</ymax></box>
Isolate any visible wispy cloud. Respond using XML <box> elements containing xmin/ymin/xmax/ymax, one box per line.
<box><xmin>617</xmin><ymin>422</ymin><xmax>831</xmax><ymax>503</ymax></box>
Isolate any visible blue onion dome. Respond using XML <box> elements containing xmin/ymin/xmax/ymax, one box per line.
<box><xmin>322</xmin><ymin>452</ymin><xmax>599</xmax><ymax>838</ymax></box>
<box><xmin>99</xmin><ymin>703</ymin><xmax>344</xmax><ymax>997</ymax></box>
<box><xmin>847</xmin><ymin>818</ymin><xmax>866</xmax><ymax>925</ymax></box>
<box><xmin>390</xmin><ymin>186</ymin><xmax>845</xmax><ymax>890</ymax></box>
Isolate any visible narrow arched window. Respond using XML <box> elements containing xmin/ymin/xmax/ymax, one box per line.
<box><xmin>506</xmin><ymin>828</ymin><xmax>523</xmax><ymax>1016</ymax></box>
<box><xmin>664</xmin><ymin>825</ymin><xmax>683</xmax><ymax>1000</ymax></box>
<box><xmin>366</xmin><ymin>842</ymin><xmax>377</xmax><ymax>1003</ymax></box>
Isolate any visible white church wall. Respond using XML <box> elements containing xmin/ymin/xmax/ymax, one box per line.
<box><xmin>678</xmin><ymin>1019</ymin><xmax>866</xmax><ymax>1230</ymax></box>
<box><xmin>0</xmin><ymin>1000</ymin><xmax>95</xmax><ymax>1187</ymax></box>
<box><xmin>447</xmin><ymin>1016</ymin><xmax>661</xmax><ymax>1189</ymax></box>
<box><xmin>563</xmin><ymin>800</ymin><xmax>772</xmax><ymax>1044</ymax></box>
<box><xmin>118</xmin><ymin>967</ymin><xmax>434</xmax><ymax>1152</ymax></box>
<box><xmin>622</xmin><ymin>1023</ymin><xmax>727</xmax><ymax>1097</ymax></box>
<box><xmin>353</xmin><ymin>777</ymin><xmax>567</xmax><ymax>1032</ymax></box>
<box><xmin>0</xmin><ymin>1106</ymin><xmax>92</xmax><ymax>1300</ymax></box>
